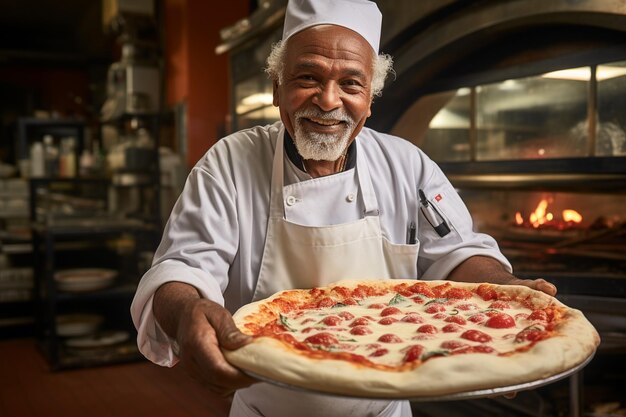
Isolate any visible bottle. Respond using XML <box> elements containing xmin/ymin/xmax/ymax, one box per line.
<box><xmin>59</xmin><ymin>137</ymin><xmax>77</xmax><ymax>178</ymax></box>
<box><xmin>79</xmin><ymin>148</ymin><xmax>94</xmax><ymax>177</ymax></box>
<box><xmin>43</xmin><ymin>135</ymin><xmax>59</xmax><ymax>177</ymax></box>
<box><xmin>30</xmin><ymin>142</ymin><xmax>45</xmax><ymax>178</ymax></box>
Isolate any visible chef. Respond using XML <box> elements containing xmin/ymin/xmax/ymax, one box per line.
<box><xmin>131</xmin><ymin>0</ymin><xmax>557</xmax><ymax>416</ymax></box>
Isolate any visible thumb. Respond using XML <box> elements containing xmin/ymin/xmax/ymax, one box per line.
<box><xmin>211</xmin><ymin>312</ymin><xmax>252</xmax><ymax>350</ymax></box>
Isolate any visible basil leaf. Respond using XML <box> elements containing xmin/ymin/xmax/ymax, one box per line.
<box><xmin>424</xmin><ymin>298</ymin><xmax>448</xmax><ymax>306</ymax></box>
<box><xmin>337</xmin><ymin>336</ymin><xmax>357</xmax><ymax>342</ymax></box>
<box><xmin>449</xmin><ymin>308</ymin><xmax>459</xmax><ymax>316</ymax></box>
<box><xmin>388</xmin><ymin>294</ymin><xmax>407</xmax><ymax>305</ymax></box>
<box><xmin>279</xmin><ymin>314</ymin><xmax>296</xmax><ymax>332</ymax></box>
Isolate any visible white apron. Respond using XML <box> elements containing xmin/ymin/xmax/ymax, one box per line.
<box><xmin>230</xmin><ymin>128</ymin><xmax>417</xmax><ymax>417</ymax></box>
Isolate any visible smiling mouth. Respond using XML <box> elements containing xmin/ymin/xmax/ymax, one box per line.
<box><xmin>306</xmin><ymin>118</ymin><xmax>344</xmax><ymax>127</ymax></box>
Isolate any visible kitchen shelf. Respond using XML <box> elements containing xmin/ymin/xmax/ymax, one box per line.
<box><xmin>31</xmin><ymin>176</ymin><xmax>160</xmax><ymax>370</ymax></box>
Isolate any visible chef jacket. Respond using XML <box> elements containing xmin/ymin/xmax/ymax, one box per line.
<box><xmin>131</xmin><ymin>121</ymin><xmax>512</xmax><ymax>366</ymax></box>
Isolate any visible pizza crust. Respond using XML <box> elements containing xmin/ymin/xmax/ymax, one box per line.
<box><xmin>224</xmin><ymin>280</ymin><xmax>600</xmax><ymax>398</ymax></box>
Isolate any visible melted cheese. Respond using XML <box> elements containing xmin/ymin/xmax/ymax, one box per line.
<box><xmin>279</xmin><ymin>293</ymin><xmax>542</xmax><ymax>367</ymax></box>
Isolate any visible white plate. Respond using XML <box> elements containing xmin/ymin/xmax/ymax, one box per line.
<box><xmin>56</xmin><ymin>314</ymin><xmax>104</xmax><ymax>337</ymax></box>
<box><xmin>54</xmin><ymin>268</ymin><xmax>117</xmax><ymax>292</ymax></box>
<box><xmin>64</xmin><ymin>330</ymin><xmax>130</xmax><ymax>349</ymax></box>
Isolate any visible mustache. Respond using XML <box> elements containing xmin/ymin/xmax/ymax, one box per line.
<box><xmin>295</xmin><ymin>108</ymin><xmax>353</xmax><ymax>124</ymax></box>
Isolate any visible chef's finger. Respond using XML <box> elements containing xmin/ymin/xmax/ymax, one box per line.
<box><xmin>186</xmin><ymin>332</ymin><xmax>257</xmax><ymax>391</ymax></box>
<box><xmin>528</xmin><ymin>278</ymin><xmax>557</xmax><ymax>296</ymax></box>
<box><xmin>208</xmin><ymin>310</ymin><xmax>253</xmax><ymax>351</ymax></box>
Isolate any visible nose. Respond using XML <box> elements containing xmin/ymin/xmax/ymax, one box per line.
<box><xmin>312</xmin><ymin>82</ymin><xmax>342</xmax><ymax>111</ymax></box>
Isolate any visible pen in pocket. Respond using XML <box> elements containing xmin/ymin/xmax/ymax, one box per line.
<box><xmin>407</xmin><ymin>221</ymin><xmax>416</xmax><ymax>244</ymax></box>
<box><xmin>418</xmin><ymin>189</ymin><xmax>451</xmax><ymax>237</ymax></box>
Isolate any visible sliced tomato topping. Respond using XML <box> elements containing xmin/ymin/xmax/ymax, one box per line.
<box><xmin>476</xmin><ymin>284</ymin><xmax>497</xmax><ymax>301</ymax></box>
<box><xmin>528</xmin><ymin>310</ymin><xmax>548</xmax><ymax>322</ymax></box>
<box><xmin>369</xmin><ymin>348</ymin><xmax>389</xmax><ymax>357</ymax></box>
<box><xmin>444</xmin><ymin>288</ymin><xmax>473</xmax><ymax>300</ymax></box>
<box><xmin>425</xmin><ymin>303</ymin><xmax>446</xmax><ymax>314</ymax></box>
<box><xmin>417</xmin><ymin>324</ymin><xmax>438</xmax><ymax>334</ymax></box>
<box><xmin>432</xmin><ymin>283</ymin><xmax>452</xmax><ymax>297</ymax></box>
<box><xmin>432</xmin><ymin>313</ymin><xmax>447</xmax><ymax>319</ymax></box>
<box><xmin>461</xmin><ymin>329</ymin><xmax>492</xmax><ymax>343</ymax></box>
<box><xmin>368</xmin><ymin>303</ymin><xmax>387</xmax><ymax>309</ymax></box>
<box><xmin>378</xmin><ymin>334</ymin><xmax>403</xmax><ymax>343</ymax></box>
<box><xmin>349</xmin><ymin>317</ymin><xmax>370</xmax><ymax>327</ymax></box>
<box><xmin>442</xmin><ymin>323</ymin><xmax>463</xmax><ymax>333</ymax></box>
<box><xmin>444</xmin><ymin>315</ymin><xmax>467</xmax><ymax>325</ymax></box>
<box><xmin>468</xmin><ymin>313</ymin><xmax>487</xmax><ymax>324</ymax></box>
<box><xmin>408</xmin><ymin>283</ymin><xmax>436</xmax><ymax>298</ymax></box>
<box><xmin>338</xmin><ymin>311</ymin><xmax>355</xmax><ymax>320</ymax></box>
<box><xmin>304</xmin><ymin>332</ymin><xmax>338</xmax><ymax>346</ymax></box>
<box><xmin>316</xmin><ymin>297</ymin><xmax>336</xmax><ymax>308</ymax></box>
<box><xmin>350</xmin><ymin>326</ymin><xmax>373</xmax><ymax>336</ymax></box>
<box><xmin>403</xmin><ymin>345</ymin><xmax>425</xmax><ymax>362</ymax></box>
<box><xmin>489</xmin><ymin>301</ymin><xmax>511</xmax><ymax>310</ymax></box>
<box><xmin>440</xmin><ymin>340</ymin><xmax>469</xmax><ymax>350</ymax></box>
<box><xmin>320</xmin><ymin>316</ymin><xmax>342</xmax><ymax>326</ymax></box>
<box><xmin>381</xmin><ymin>307</ymin><xmax>402</xmax><ymax>317</ymax></box>
<box><xmin>515</xmin><ymin>328</ymin><xmax>547</xmax><ymax>342</ymax></box>
<box><xmin>401</xmin><ymin>313</ymin><xmax>424</xmax><ymax>324</ymax></box>
<box><xmin>378</xmin><ymin>317</ymin><xmax>399</xmax><ymax>325</ymax></box>
<box><xmin>485</xmin><ymin>313</ymin><xmax>516</xmax><ymax>329</ymax></box>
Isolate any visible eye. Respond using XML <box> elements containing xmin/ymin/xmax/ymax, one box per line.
<box><xmin>341</xmin><ymin>79</ymin><xmax>365</xmax><ymax>92</ymax></box>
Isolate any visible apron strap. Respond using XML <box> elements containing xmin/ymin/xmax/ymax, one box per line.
<box><xmin>269</xmin><ymin>126</ymin><xmax>380</xmax><ymax>219</ymax></box>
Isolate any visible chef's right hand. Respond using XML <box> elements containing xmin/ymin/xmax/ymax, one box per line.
<box><xmin>154</xmin><ymin>283</ymin><xmax>257</xmax><ymax>396</ymax></box>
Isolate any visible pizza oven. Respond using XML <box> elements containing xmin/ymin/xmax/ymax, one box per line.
<box><xmin>367</xmin><ymin>1</ymin><xmax>626</xmax><ymax>416</ymax></box>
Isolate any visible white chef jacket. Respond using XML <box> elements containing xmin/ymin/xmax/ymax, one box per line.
<box><xmin>131</xmin><ymin>121</ymin><xmax>511</xmax><ymax>366</ymax></box>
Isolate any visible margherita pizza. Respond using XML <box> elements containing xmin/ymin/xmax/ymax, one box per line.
<box><xmin>223</xmin><ymin>280</ymin><xmax>600</xmax><ymax>398</ymax></box>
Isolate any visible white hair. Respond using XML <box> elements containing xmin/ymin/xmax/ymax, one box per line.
<box><xmin>265</xmin><ymin>39</ymin><xmax>394</xmax><ymax>98</ymax></box>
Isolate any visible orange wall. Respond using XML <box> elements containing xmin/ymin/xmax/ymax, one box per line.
<box><xmin>164</xmin><ymin>0</ymin><xmax>250</xmax><ymax>168</ymax></box>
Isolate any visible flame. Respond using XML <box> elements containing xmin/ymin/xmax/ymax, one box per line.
<box><xmin>563</xmin><ymin>209</ymin><xmax>583</xmax><ymax>223</ymax></box>
<box><xmin>518</xmin><ymin>199</ymin><xmax>583</xmax><ymax>228</ymax></box>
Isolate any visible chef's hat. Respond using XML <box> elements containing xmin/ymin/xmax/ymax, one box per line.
<box><xmin>282</xmin><ymin>0</ymin><xmax>382</xmax><ymax>53</ymax></box>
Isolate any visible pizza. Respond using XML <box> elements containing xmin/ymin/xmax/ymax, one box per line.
<box><xmin>223</xmin><ymin>279</ymin><xmax>600</xmax><ymax>398</ymax></box>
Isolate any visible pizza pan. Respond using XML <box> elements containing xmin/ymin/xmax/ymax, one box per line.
<box><xmin>242</xmin><ymin>352</ymin><xmax>595</xmax><ymax>401</ymax></box>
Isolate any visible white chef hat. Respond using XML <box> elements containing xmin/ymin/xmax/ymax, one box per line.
<box><xmin>282</xmin><ymin>0</ymin><xmax>382</xmax><ymax>53</ymax></box>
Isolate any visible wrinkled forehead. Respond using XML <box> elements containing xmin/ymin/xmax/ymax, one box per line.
<box><xmin>284</xmin><ymin>25</ymin><xmax>375</xmax><ymax>71</ymax></box>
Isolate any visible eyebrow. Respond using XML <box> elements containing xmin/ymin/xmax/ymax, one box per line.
<box><xmin>293</xmin><ymin>61</ymin><xmax>368</xmax><ymax>80</ymax></box>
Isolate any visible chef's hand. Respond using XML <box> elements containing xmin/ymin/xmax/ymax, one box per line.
<box><xmin>506</xmin><ymin>277</ymin><xmax>557</xmax><ymax>297</ymax></box>
<box><xmin>154</xmin><ymin>282</ymin><xmax>257</xmax><ymax>396</ymax></box>
<box><xmin>448</xmin><ymin>256</ymin><xmax>558</xmax><ymax>297</ymax></box>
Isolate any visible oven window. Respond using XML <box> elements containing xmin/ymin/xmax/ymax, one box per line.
<box><xmin>597</xmin><ymin>61</ymin><xmax>626</xmax><ymax>156</ymax></box>
<box><xmin>391</xmin><ymin>88</ymin><xmax>471</xmax><ymax>162</ymax></box>
<box><xmin>392</xmin><ymin>60</ymin><xmax>626</xmax><ymax>161</ymax></box>
<box><xmin>476</xmin><ymin>71</ymin><xmax>588</xmax><ymax>160</ymax></box>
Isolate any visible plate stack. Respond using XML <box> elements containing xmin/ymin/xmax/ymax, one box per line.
<box><xmin>54</xmin><ymin>268</ymin><xmax>117</xmax><ymax>292</ymax></box>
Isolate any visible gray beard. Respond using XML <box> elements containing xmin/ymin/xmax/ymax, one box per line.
<box><xmin>293</xmin><ymin>108</ymin><xmax>356</xmax><ymax>161</ymax></box>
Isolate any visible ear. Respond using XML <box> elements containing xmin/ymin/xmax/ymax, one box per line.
<box><xmin>272</xmin><ymin>80</ymin><xmax>280</xmax><ymax>107</ymax></box>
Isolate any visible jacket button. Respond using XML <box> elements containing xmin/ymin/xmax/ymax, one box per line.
<box><xmin>346</xmin><ymin>193</ymin><xmax>356</xmax><ymax>202</ymax></box>
<box><xmin>286</xmin><ymin>195</ymin><xmax>297</xmax><ymax>206</ymax></box>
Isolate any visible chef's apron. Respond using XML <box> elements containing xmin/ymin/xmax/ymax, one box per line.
<box><xmin>230</xmin><ymin>128</ymin><xmax>418</xmax><ymax>417</ymax></box>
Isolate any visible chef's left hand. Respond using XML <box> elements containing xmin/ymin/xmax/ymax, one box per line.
<box><xmin>448</xmin><ymin>256</ymin><xmax>558</xmax><ymax>297</ymax></box>
<box><xmin>506</xmin><ymin>277</ymin><xmax>557</xmax><ymax>297</ymax></box>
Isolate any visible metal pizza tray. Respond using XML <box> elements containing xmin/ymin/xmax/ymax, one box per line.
<box><xmin>243</xmin><ymin>352</ymin><xmax>595</xmax><ymax>401</ymax></box>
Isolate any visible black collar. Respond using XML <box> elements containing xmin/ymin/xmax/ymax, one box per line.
<box><xmin>284</xmin><ymin>130</ymin><xmax>357</xmax><ymax>173</ymax></box>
